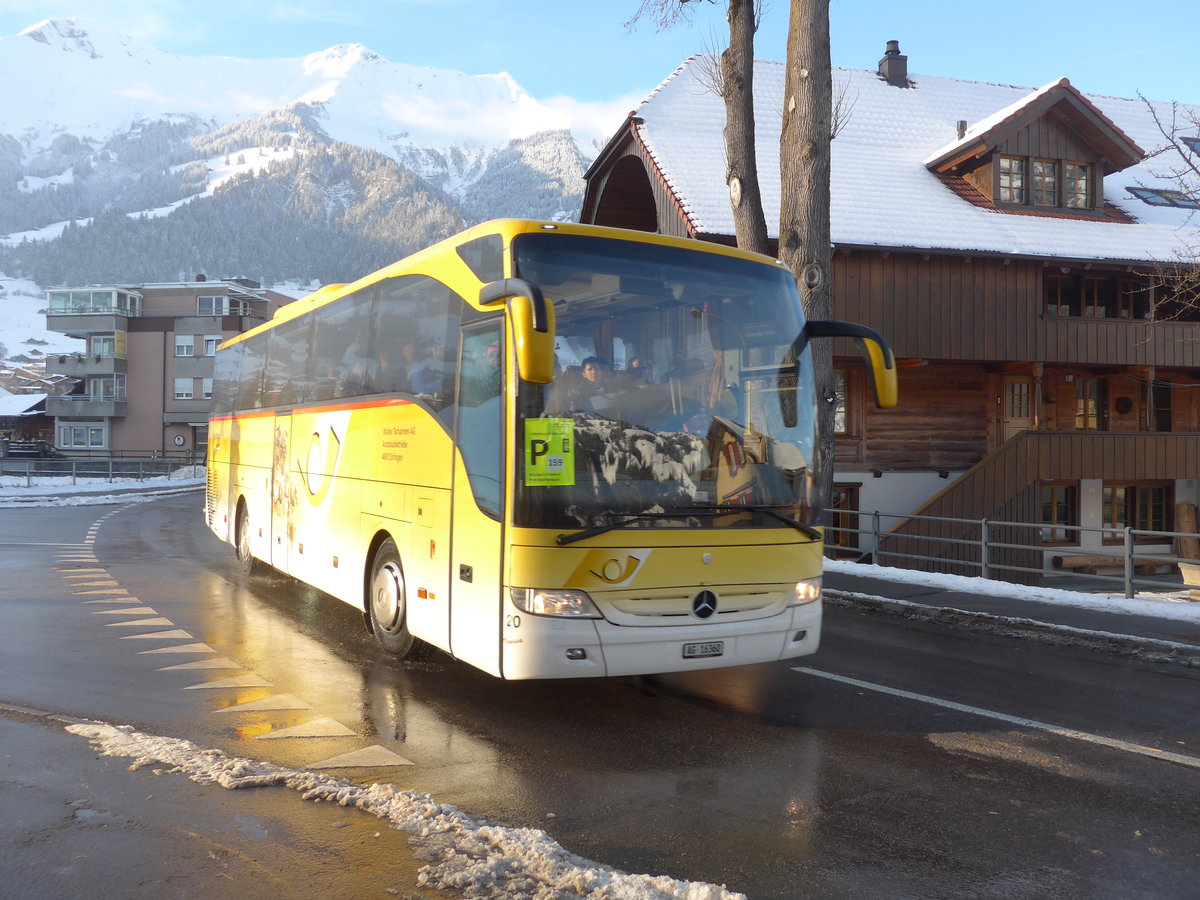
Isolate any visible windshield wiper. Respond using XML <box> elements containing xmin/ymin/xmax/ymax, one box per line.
<box><xmin>555</xmin><ymin>512</ymin><xmax>686</xmax><ymax>546</ymax></box>
<box><xmin>675</xmin><ymin>504</ymin><xmax>823</xmax><ymax>541</ymax></box>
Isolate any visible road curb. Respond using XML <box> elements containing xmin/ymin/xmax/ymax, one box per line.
<box><xmin>825</xmin><ymin>590</ymin><xmax>1200</xmax><ymax>668</ymax></box>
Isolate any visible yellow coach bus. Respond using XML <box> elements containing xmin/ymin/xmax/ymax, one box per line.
<box><xmin>205</xmin><ymin>220</ymin><xmax>896</xmax><ymax>679</ymax></box>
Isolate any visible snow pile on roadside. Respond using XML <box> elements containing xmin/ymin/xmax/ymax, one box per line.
<box><xmin>0</xmin><ymin>471</ymin><xmax>205</xmax><ymax>506</ymax></box>
<box><xmin>825</xmin><ymin>558</ymin><xmax>1200</xmax><ymax>622</ymax></box>
<box><xmin>66</xmin><ymin>720</ymin><xmax>745</xmax><ymax>900</ymax></box>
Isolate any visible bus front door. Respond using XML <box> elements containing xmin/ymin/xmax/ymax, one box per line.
<box><xmin>448</xmin><ymin>324</ymin><xmax>505</xmax><ymax>677</ymax></box>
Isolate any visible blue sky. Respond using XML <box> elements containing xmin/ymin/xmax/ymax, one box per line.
<box><xmin>0</xmin><ymin>0</ymin><xmax>1194</xmax><ymax>106</ymax></box>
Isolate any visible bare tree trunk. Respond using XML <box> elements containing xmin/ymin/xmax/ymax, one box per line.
<box><xmin>721</xmin><ymin>0</ymin><xmax>769</xmax><ymax>254</ymax></box>
<box><xmin>778</xmin><ymin>0</ymin><xmax>835</xmax><ymax>518</ymax></box>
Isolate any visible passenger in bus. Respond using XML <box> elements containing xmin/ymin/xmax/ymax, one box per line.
<box><xmin>402</xmin><ymin>341</ymin><xmax>441</xmax><ymax>395</ymax></box>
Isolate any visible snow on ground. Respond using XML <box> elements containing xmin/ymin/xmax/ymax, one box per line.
<box><xmin>0</xmin><ymin>468</ymin><xmax>204</xmax><ymax>507</ymax></box>
<box><xmin>66</xmin><ymin>720</ymin><xmax>743</xmax><ymax>900</ymax></box>
<box><xmin>824</xmin><ymin>558</ymin><xmax>1200</xmax><ymax>623</ymax></box>
<box><xmin>0</xmin><ymin>275</ymin><xmax>83</xmax><ymax>356</ymax></box>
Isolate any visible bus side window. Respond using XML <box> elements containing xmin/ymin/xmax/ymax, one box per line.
<box><xmin>372</xmin><ymin>275</ymin><xmax>459</xmax><ymax>410</ymax></box>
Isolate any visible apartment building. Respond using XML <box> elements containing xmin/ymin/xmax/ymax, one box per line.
<box><xmin>44</xmin><ymin>277</ymin><xmax>292</xmax><ymax>456</ymax></box>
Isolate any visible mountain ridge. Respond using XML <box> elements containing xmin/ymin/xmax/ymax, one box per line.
<box><xmin>0</xmin><ymin>17</ymin><xmax>601</xmax><ymax>288</ymax></box>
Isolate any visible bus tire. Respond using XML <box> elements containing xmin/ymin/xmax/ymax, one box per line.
<box><xmin>235</xmin><ymin>500</ymin><xmax>261</xmax><ymax>575</ymax></box>
<box><xmin>368</xmin><ymin>538</ymin><xmax>414</xmax><ymax>657</ymax></box>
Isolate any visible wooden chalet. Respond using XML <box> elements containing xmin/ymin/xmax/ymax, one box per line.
<box><xmin>580</xmin><ymin>44</ymin><xmax>1200</xmax><ymax>580</ymax></box>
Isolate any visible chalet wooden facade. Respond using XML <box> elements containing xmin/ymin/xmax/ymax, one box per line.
<box><xmin>580</xmin><ymin>46</ymin><xmax>1200</xmax><ymax>578</ymax></box>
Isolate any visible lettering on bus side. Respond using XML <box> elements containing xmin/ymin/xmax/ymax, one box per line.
<box><xmin>382</xmin><ymin>424</ymin><xmax>416</xmax><ymax>463</ymax></box>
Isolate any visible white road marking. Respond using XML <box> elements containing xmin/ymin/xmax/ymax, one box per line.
<box><xmin>119</xmin><ymin>629</ymin><xmax>193</xmax><ymax>640</ymax></box>
<box><xmin>138</xmin><ymin>642</ymin><xmax>217</xmax><ymax>654</ymax></box>
<box><xmin>105</xmin><ymin>617</ymin><xmax>175</xmax><ymax>627</ymax></box>
<box><xmin>256</xmin><ymin>717</ymin><xmax>356</xmax><ymax>740</ymax></box>
<box><xmin>157</xmin><ymin>657</ymin><xmax>243</xmax><ymax>671</ymax></box>
<box><xmin>183</xmin><ymin>673</ymin><xmax>272</xmax><ymax>690</ymax></box>
<box><xmin>214</xmin><ymin>694</ymin><xmax>313</xmax><ymax>713</ymax></box>
<box><xmin>309</xmin><ymin>745</ymin><xmax>414</xmax><ymax>768</ymax></box>
<box><xmin>794</xmin><ymin>667</ymin><xmax>1200</xmax><ymax>771</ymax></box>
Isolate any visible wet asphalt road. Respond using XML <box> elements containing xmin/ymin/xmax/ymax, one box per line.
<box><xmin>3</xmin><ymin>493</ymin><xmax>1200</xmax><ymax>898</ymax></box>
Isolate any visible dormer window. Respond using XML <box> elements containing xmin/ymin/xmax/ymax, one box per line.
<box><xmin>926</xmin><ymin>79</ymin><xmax>1143</xmax><ymax>219</ymax></box>
<box><xmin>998</xmin><ymin>156</ymin><xmax>1094</xmax><ymax>210</ymax></box>
<box><xmin>999</xmin><ymin>156</ymin><xmax>1026</xmax><ymax>203</ymax></box>
<box><xmin>1064</xmin><ymin>163</ymin><xmax>1091</xmax><ymax>208</ymax></box>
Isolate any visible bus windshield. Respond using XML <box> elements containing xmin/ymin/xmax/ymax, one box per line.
<box><xmin>513</xmin><ymin>232</ymin><xmax>819</xmax><ymax>533</ymax></box>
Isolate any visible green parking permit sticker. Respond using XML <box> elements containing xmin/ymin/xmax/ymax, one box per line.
<box><xmin>526</xmin><ymin>418</ymin><xmax>575</xmax><ymax>486</ymax></box>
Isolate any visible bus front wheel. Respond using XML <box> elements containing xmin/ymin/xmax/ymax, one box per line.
<box><xmin>235</xmin><ymin>501</ymin><xmax>260</xmax><ymax>575</ymax></box>
<box><xmin>368</xmin><ymin>538</ymin><xmax>414</xmax><ymax>657</ymax></box>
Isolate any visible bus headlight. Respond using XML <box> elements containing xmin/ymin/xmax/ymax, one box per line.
<box><xmin>511</xmin><ymin>587</ymin><xmax>602</xmax><ymax>618</ymax></box>
<box><xmin>791</xmin><ymin>577</ymin><xmax>822</xmax><ymax>606</ymax></box>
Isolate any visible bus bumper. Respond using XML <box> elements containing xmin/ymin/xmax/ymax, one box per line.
<box><xmin>500</xmin><ymin>601</ymin><xmax>821</xmax><ymax>680</ymax></box>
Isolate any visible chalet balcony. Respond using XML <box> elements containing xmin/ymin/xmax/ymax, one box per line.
<box><xmin>1040</xmin><ymin>316</ymin><xmax>1200</xmax><ymax>368</ymax></box>
<box><xmin>46</xmin><ymin>395</ymin><xmax>127</xmax><ymax>419</ymax></box>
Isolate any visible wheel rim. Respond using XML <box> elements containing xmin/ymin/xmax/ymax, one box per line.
<box><xmin>371</xmin><ymin>559</ymin><xmax>405</xmax><ymax>635</ymax></box>
<box><xmin>237</xmin><ymin>509</ymin><xmax>251</xmax><ymax>561</ymax></box>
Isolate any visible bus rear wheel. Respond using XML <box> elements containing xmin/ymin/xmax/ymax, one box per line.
<box><xmin>368</xmin><ymin>538</ymin><xmax>414</xmax><ymax>657</ymax></box>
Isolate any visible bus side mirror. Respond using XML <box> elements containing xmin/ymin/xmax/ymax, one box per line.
<box><xmin>479</xmin><ymin>278</ymin><xmax>556</xmax><ymax>384</ymax></box>
<box><xmin>804</xmin><ymin>320</ymin><xmax>898</xmax><ymax>409</ymax></box>
<box><xmin>778</xmin><ymin>320</ymin><xmax>897</xmax><ymax>427</ymax></box>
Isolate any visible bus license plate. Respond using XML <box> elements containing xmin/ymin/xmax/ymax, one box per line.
<box><xmin>683</xmin><ymin>640</ymin><xmax>724</xmax><ymax>659</ymax></box>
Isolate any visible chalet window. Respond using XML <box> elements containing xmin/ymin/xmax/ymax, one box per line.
<box><xmin>999</xmin><ymin>156</ymin><xmax>1026</xmax><ymax>204</ymax></box>
<box><xmin>1032</xmin><ymin>159</ymin><xmax>1058</xmax><ymax>206</ymax></box>
<box><xmin>1000</xmin><ymin>155</ymin><xmax>1098</xmax><ymax>211</ymax></box>
<box><xmin>1082</xmin><ymin>276</ymin><xmax>1115</xmax><ymax>318</ymax></box>
<box><xmin>833</xmin><ymin>369</ymin><xmax>848</xmax><ymax>434</ymax></box>
<box><xmin>1074</xmin><ymin>378</ymin><xmax>1104</xmax><ymax>431</ymax></box>
<box><xmin>1064</xmin><ymin>163</ymin><xmax>1090</xmax><ymax>209</ymax></box>
<box><xmin>1102</xmin><ymin>482</ymin><xmax>1171</xmax><ymax>539</ymax></box>
<box><xmin>1045</xmin><ymin>271</ymin><xmax>1154</xmax><ymax>320</ymax></box>
<box><xmin>1045</xmin><ymin>272</ymin><xmax>1079</xmax><ymax>316</ymax></box>
<box><xmin>1040</xmin><ymin>483</ymin><xmax>1077</xmax><ymax>543</ymax></box>
<box><xmin>828</xmin><ymin>483</ymin><xmax>862</xmax><ymax>555</ymax></box>
<box><xmin>1116</xmin><ymin>279</ymin><xmax>1152</xmax><ymax>319</ymax></box>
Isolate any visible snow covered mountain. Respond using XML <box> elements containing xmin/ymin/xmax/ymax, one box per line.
<box><xmin>0</xmin><ymin>17</ymin><xmax>598</xmax><ymax>288</ymax></box>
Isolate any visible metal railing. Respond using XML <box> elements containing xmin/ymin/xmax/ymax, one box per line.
<box><xmin>828</xmin><ymin>509</ymin><xmax>1200</xmax><ymax>599</ymax></box>
<box><xmin>0</xmin><ymin>456</ymin><xmax>203</xmax><ymax>482</ymax></box>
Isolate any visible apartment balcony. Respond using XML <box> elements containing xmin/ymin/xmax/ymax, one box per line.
<box><xmin>44</xmin><ymin>354</ymin><xmax>127</xmax><ymax>378</ymax></box>
<box><xmin>46</xmin><ymin>395</ymin><xmax>127</xmax><ymax>418</ymax></box>
<box><xmin>46</xmin><ymin>311</ymin><xmax>133</xmax><ymax>338</ymax></box>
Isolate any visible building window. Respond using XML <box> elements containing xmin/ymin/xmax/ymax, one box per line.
<box><xmin>58</xmin><ymin>422</ymin><xmax>107</xmax><ymax>449</ymax></box>
<box><xmin>202</xmin><ymin>377</ymin><xmax>213</xmax><ymax>400</ymax></box>
<box><xmin>1116</xmin><ymin>280</ymin><xmax>1152</xmax><ymax>319</ymax></box>
<box><xmin>1103</xmin><ymin>483</ymin><xmax>1172</xmax><ymax>539</ymax></box>
<box><xmin>1074</xmin><ymin>378</ymin><xmax>1104</xmax><ymax>431</ymax></box>
<box><xmin>91</xmin><ymin>335</ymin><xmax>116</xmax><ymax>358</ymax></box>
<box><xmin>174</xmin><ymin>377</ymin><xmax>194</xmax><ymax>400</ymax></box>
<box><xmin>833</xmin><ymin>369</ymin><xmax>848</xmax><ymax>434</ymax></box>
<box><xmin>1032</xmin><ymin>159</ymin><xmax>1059</xmax><ymax>206</ymax></box>
<box><xmin>198</xmin><ymin>295</ymin><xmax>228</xmax><ymax>316</ymax></box>
<box><xmin>1041</xmin><ymin>483</ymin><xmax>1077</xmax><ymax>543</ymax></box>
<box><xmin>1064</xmin><ymin>163</ymin><xmax>1090</xmax><ymax>209</ymax></box>
<box><xmin>1082</xmin><ymin>276</ymin><xmax>1116</xmax><ymax>318</ymax></box>
<box><xmin>1045</xmin><ymin>273</ymin><xmax>1080</xmax><ymax>316</ymax></box>
<box><xmin>203</xmin><ymin>334</ymin><xmax>222</xmax><ymax>356</ymax></box>
<box><xmin>999</xmin><ymin>156</ymin><xmax>1026</xmax><ymax>204</ymax></box>
<box><xmin>175</xmin><ymin>335</ymin><xmax>194</xmax><ymax>357</ymax></box>
<box><xmin>829</xmin><ymin>483</ymin><xmax>861</xmax><ymax>554</ymax></box>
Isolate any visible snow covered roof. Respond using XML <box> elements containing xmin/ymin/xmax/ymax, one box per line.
<box><xmin>631</xmin><ymin>58</ymin><xmax>1198</xmax><ymax>264</ymax></box>
<box><xmin>0</xmin><ymin>392</ymin><xmax>46</xmax><ymax>416</ymax></box>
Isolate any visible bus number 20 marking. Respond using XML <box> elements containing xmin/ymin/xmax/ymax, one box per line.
<box><xmin>506</xmin><ymin>614</ymin><xmax>521</xmax><ymax>629</ymax></box>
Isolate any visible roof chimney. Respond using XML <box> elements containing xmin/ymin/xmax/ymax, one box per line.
<box><xmin>196</xmin><ymin>273</ymin><xmax>206</xmax><ymax>282</ymax></box>
<box><xmin>878</xmin><ymin>40</ymin><xmax>908</xmax><ymax>88</ymax></box>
